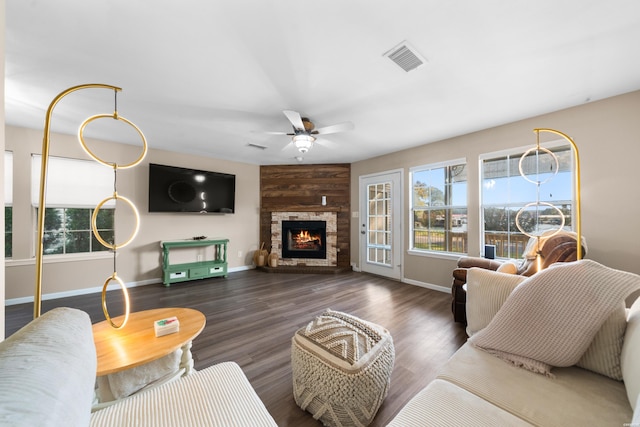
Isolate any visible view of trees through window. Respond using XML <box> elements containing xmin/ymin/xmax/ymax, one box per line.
<box><xmin>5</xmin><ymin>151</ymin><xmax>12</xmax><ymax>258</ymax></box>
<box><xmin>5</xmin><ymin>207</ymin><xmax>11</xmax><ymax>258</ymax></box>
<box><xmin>411</xmin><ymin>162</ymin><xmax>467</xmax><ymax>254</ymax></box>
<box><xmin>40</xmin><ymin>207</ymin><xmax>114</xmax><ymax>255</ymax></box>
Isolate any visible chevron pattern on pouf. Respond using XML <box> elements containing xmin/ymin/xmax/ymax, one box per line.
<box><xmin>298</xmin><ymin>310</ymin><xmax>383</xmax><ymax>364</ymax></box>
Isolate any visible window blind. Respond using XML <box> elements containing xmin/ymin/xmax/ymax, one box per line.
<box><xmin>31</xmin><ymin>155</ymin><xmax>115</xmax><ymax>207</ymax></box>
<box><xmin>4</xmin><ymin>151</ymin><xmax>12</xmax><ymax>205</ymax></box>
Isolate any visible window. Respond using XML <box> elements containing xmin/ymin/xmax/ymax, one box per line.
<box><xmin>410</xmin><ymin>159</ymin><xmax>467</xmax><ymax>254</ymax></box>
<box><xmin>31</xmin><ymin>155</ymin><xmax>115</xmax><ymax>256</ymax></box>
<box><xmin>481</xmin><ymin>143</ymin><xmax>573</xmax><ymax>259</ymax></box>
<box><xmin>5</xmin><ymin>151</ymin><xmax>12</xmax><ymax>258</ymax></box>
<box><xmin>38</xmin><ymin>207</ymin><xmax>114</xmax><ymax>255</ymax></box>
<box><xmin>367</xmin><ymin>182</ymin><xmax>392</xmax><ymax>266</ymax></box>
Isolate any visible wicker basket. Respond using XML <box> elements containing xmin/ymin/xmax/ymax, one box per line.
<box><xmin>253</xmin><ymin>243</ymin><xmax>268</xmax><ymax>267</ymax></box>
<box><xmin>267</xmin><ymin>252</ymin><xmax>278</xmax><ymax>268</ymax></box>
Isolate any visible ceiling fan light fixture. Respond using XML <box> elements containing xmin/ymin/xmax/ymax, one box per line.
<box><xmin>293</xmin><ymin>134</ymin><xmax>315</xmax><ymax>153</ymax></box>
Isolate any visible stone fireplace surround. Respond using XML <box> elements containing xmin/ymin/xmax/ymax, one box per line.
<box><xmin>271</xmin><ymin>212</ymin><xmax>337</xmax><ymax>267</ymax></box>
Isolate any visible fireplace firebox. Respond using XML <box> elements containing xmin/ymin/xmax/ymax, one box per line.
<box><xmin>281</xmin><ymin>220</ymin><xmax>327</xmax><ymax>259</ymax></box>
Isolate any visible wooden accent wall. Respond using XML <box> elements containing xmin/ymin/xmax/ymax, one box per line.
<box><xmin>260</xmin><ymin>164</ymin><xmax>351</xmax><ymax>267</ymax></box>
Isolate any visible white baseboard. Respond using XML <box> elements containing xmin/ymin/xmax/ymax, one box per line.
<box><xmin>5</xmin><ymin>265</ymin><xmax>256</xmax><ymax>306</ymax></box>
<box><xmin>402</xmin><ymin>277</ymin><xmax>451</xmax><ymax>294</ymax></box>
<box><xmin>229</xmin><ymin>265</ymin><xmax>254</xmax><ymax>273</ymax></box>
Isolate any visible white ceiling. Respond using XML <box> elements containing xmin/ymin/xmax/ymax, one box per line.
<box><xmin>5</xmin><ymin>1</ymin><xmax>640</xmax><ymax>165</ymax></box>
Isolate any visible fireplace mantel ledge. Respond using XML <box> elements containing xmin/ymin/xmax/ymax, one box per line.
<box><xmin>261</xmin><ymin>207</ymin><xmax>346</xmax><ymax>213</ymax></box>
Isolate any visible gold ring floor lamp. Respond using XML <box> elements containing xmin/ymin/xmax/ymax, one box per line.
<box><xmin>534</xmin><ymin>128</ymin><xmax>582</xmax><ymax>261</ymax></box>
<box><xmin>514</xmin><ymin>128</ymin><xmax>582</xmax><ymax>269</ymax></box>
<box><xmin>34</xmin><ymin>84</ymin><xmax>147</xmax><ymax>329</ymax></box>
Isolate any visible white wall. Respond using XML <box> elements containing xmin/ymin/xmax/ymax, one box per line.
<box><xmin>351</xmin><ymin>90</ymin><xmax>640</xmax><ymax>290</ymax></box>
<box><xmin>5</xmin><ymin>126</ymin><xmax>260</xmax><ymax>302</ymax></box>
<box><xmin>1</xmin><ymin>0</ymin><xmax>6</xmax><ymax>339</ymax></box>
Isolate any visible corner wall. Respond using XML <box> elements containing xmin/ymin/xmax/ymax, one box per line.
<box><xmin>260</xmin><ymin>164</ymin><xmax>351</xmax><ymax>267</ymax></box>
<box><xmin>351</xmin><ymin>90</ymin><xmax>640</xmax><ymax>289</ymax></box>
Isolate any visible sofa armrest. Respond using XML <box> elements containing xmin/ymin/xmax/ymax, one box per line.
<box><xmin>452</xmin><ymin>268</ymin><xmax>468</xmax><ymax>287</ymax></box>
<box><xmin>465</xmin><ymin>268</ymin><xmax>527</xmax><ymax>336</ymax></box>
<box><xmin>0</xmin><ymin>308</ymin><xmax>96</xmax><ymax>427</ymax></box>
<box><xmin>457</xmin><ymin>256</ymin><xmax>503</xmax><ymax>271</ymax></box>
<box><xmin>90</xmin><ymin>362</ymin><xmax>277</xmax><ymax>426</ymax></box>
<box><xmin>453</xmin><ymin>257</ymin><xmax>504</xmax><ymax>288</ymax></box>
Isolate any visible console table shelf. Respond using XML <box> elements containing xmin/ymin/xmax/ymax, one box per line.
<box><xmin>161</xmin><ymin>239</ymin><xmax>229</xmax><ymax>286</ymax></box>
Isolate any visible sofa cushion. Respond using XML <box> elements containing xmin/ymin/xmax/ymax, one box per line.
<box><xmin>576</xmin><ymin>302</ymin><xmax>627</xmax><ymax>380</ymax></box>
<box><xmin>90</xmin><ymin>361</ymin><xmax>277</xmax><ymax>427</ymax></box>
<box><xmin>386</xmin><ymin>378</ymin><xmax>533</xmax><ymax>426</ymax></box>
<box><xmin>465</xmin><ymin>268</ymin><xmax>526</xmax><ymax>336</ymax></box>
<box><xmin>469</xmin><ymin>260</ymin><xmax>640</xmax><ymax>376</ymax></box>
<box><xmin>621</xmin><ymin>297</ymin><xmax>640</xmax><ymax>409</ymax></box>
<box><xmin>438</xmin><ymin>343</ymin><xmax>632</xmax><ymax>426</ymax></box>
<box><xmin>0</xmin><ymin>307</ymin><xmax>96</xmax><ymax>427</ymax></box>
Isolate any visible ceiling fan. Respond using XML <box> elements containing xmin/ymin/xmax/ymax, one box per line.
<box><xmin>266</xmin><ymin>110</ymin><xmax>354</xmax><ymax>154</ymax></box>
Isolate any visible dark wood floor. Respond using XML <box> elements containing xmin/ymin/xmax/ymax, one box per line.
<box><xmin>5</xmin><ymin>270</ymin><xmax>468</xmax><ymax>426</ymax></box>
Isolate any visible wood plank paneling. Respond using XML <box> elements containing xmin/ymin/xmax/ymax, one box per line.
<box><xmin>260</xmin><ymin>164</ymin><xmax>351</xmax><ymax>267</ymax></box>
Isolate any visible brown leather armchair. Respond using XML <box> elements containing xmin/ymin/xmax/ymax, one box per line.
<box><xmin>451</xmin><ymin>231</ymin><xmax>586</xmax><ymax>323</ymax></box>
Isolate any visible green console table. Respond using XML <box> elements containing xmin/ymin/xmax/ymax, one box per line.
<box><xmin>161</xmin><ymin>238</ymin><xmax>229</xmax><ymax>286</ymax></box>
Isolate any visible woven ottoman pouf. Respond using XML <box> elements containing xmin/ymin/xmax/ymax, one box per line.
<box><xmin>291</xmin><ymin>309</ymin><xmax>395</xmax><ymax>427</ymax></box>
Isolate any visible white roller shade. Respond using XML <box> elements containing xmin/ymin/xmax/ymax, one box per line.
<box><xmin>4</xmin><ymin>152</ymin><xmax>12</xmax><ymax>205</ymax></box>
<box><xmin>31</xmin><ymin>155</ymin><xmax>114</xmax><ymax>207</ymax></box>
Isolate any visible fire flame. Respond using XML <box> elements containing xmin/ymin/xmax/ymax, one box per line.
<box><xmin>296</xmin><ymin>230</ymin><xmax>316</xmax><ymax>242</ymax></box>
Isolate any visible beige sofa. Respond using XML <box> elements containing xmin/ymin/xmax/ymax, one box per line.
<box><xmin>389</xmin><ymin>260</ymin><xmax>640</xmax><ymax>426</ymax></box>
<box><xmin>0</xmin><ymin>307</ymin><xmax>277</xmax><ymax>427</ymax></box>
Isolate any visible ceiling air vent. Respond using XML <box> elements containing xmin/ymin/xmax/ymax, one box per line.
<box><xmin>383</xmin><ymin>41</ymin><xmax>426</xmax><ymax>72</ymax></box>
<box><xmin>247</xmin><ymin>143</ymin><xmax>268</xmax><ymax>150</ymax></box>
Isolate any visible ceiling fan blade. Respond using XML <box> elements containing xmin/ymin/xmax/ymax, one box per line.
<box><xmin>250</xmin><ymin>129</ymin><xmax>296</xmax><ymax>136</ymax></box>
<box><xmin>280</xmin><ymin>141</ymin><xmax>295</xmax><ymax>151</ymax></box>
<box><xmin>313</xmin><ymin>121</ymin><xmax>354</xmax><ymax>135</ymax></box>
<box><xmin>315</xmin><ymin>138</ymin><xmax>339</xmax><ymax>149</ymax></box>
<box><xmin>283</xmin><ymin>110</ymin><xmax>306</xmax><ymax>131</ymax></box>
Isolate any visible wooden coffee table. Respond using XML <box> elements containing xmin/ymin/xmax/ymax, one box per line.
<box><xmin>92</xmin><ymin>307</ymin><xmax>205</xmax><ymax>406</ymax></box>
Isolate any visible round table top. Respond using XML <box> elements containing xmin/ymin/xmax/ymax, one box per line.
<box><xmin>92</xmin><ymin>307</ymin><xmax>206</xmax><ymax>376</ymax></box>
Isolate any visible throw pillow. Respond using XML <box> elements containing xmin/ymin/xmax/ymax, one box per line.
<box><xmin>469</xmin><ymin>260</ymin><xmax>640</xmax><ymax>377</ymax></box>
<box><xmin>465</xmin><ymin>268</ymin><xmax>526</xmax><ymax>337</ymax></box>
<box><xmin>496</xmin><ymin>261</ymin><xmax>518</xmax><ymax>274</ymax></box>
<box><xmin>576</xmin><ymin>302</ymin><xmax>627</xmax><ymax>381</ymax></box>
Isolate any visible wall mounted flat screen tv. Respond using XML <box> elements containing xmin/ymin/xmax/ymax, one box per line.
<box><xmin>148</xmin><ymin>163</ymin><xmax>235</xmax><ymax>213</ymax></box>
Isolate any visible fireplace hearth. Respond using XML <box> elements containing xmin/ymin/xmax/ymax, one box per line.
<box><xmin>281</xmin><ymin>220</ymin><xmax>326</xmax><ymax>259</ymax></box>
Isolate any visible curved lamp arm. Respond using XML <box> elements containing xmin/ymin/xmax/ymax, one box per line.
<box><xmin>533</xmin><ymin>128</ymin><xmax>582</xmax><ymax>261</ymax></box>
<box><xmin>34</xmin><ymin>84</ymin><xmax>121</xmax><ymax>319</ymax></box>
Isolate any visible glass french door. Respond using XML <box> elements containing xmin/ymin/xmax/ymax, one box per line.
<box><xmin>359</xmin><ymin>171</ymin><xmax>402</xmax><ymax>279</ymax></box>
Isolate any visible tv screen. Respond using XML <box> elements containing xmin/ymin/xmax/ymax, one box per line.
<box><xmin>148</xmin><ymin>163</ymin><xmax>235</xmax><ymax>213</ymax></box>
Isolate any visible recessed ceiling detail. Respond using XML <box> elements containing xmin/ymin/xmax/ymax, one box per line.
<box><xmin>383</xmin><ymin>40</ymin><xmax>426</xmax><ymax>72</ymax></box>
